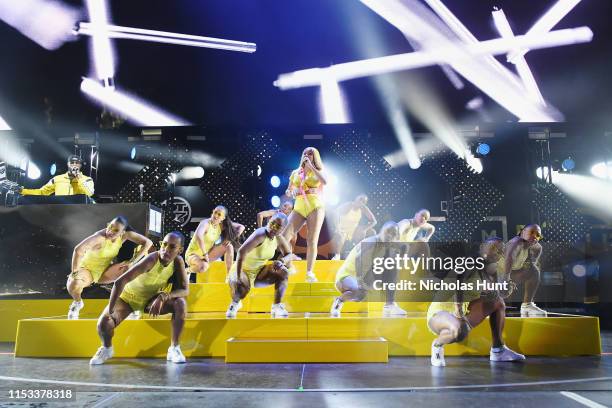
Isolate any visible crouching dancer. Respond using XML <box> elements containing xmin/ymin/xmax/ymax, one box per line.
<box><xmin>90</xmin><ymin>232</ymin><xmax>189</xmax><ymax>365</ymax></box>
<box><xmin>330</xmin><ymin>221</ymin><xmax>400</xmax><ymax>317</ymax></box>
<box><xmin>427</xmin><ymin>237</ymin><xmax>525</xmax><ymax>367</ymax></box>
<box><xmin>226</xmin><ymin>213</ymin><xmax>299</xmax><ymax>318</ymax></box>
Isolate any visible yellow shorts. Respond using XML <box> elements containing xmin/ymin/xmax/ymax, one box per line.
<box><xmin>75</xmin><ymin>262</ymin><xmax>109</xmax><ymax>283</ymax></box>
<box><xmin>119</xmin><ymin>284</ymin><xmax>172</xmax><ymax>313</ymax></box>
<box><xmin>426</xmin><ymin>302</ymin><xmax>470</xmax><ymax>334</ymax></box>
<box><xmin>228</xmin><ymin>263</ymin><xmax>269</xmax><ymax>287</ymax></box>
<box><xmin>294</xmin><ymin>194</ymin><xmax>324</xmax><ymax>218</ymax></box>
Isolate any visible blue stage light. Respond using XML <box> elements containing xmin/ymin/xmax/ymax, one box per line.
<box><xmin>271</xmin><ymin>195</ymin><xmax>281</xmax><ymax>208</ymax></box>
<box><xmin>49</xmin><ymin>163</ymin><xmax>57</xmax><ymax>176</ymax></box>
<box><xmin>130</xmin><ymin>147</ymin><xmax>136</xmax><ymax>160</ymax></box>
<box><xmin>270</xmin><ymin>175</ymin><xmax>280</xmax><ymax>188</ymax></box>
<box><xmin>476</xmin><ymin>143</ymin><xmax>490</xmax><ymax>156</ymax></box>
<box><xmin>562</xmin><ymin>158</ymin><xmax>575</xmax><ymax>171</ymax></box>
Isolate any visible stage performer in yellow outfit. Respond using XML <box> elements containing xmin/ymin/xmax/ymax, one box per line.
<box><xmin>227</xmin><ymin>213</ymin><xmax>299</xmax><ymax>318</ymax></box>
<box><xmin>282</xmin><ymin>147</ymin><xmax>327</xmax><ymax>283</ymax></box>
<box><xmin>68</xmin><ymin>216</ymin><xmax>153</xmax><ymax>319</ymax></box>
<box><xmin>330</xmin><ymin>221</ymin><xmax>400</xmax><ymax>317</ymax></box>
<box><xmin>90</xmin><ymin>232</ymin><xmax>189</xmax><ymax>365</ymax></box>
<box><xmin>185</xmin><ymin>205</ymin><xmax>245</xmax><ymax>275</ymax></box>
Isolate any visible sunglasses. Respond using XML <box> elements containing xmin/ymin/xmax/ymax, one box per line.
<box><xmin>213</xmin><ymin>210</ymin><xmax>225</xmax><ymax>218</ymax></box>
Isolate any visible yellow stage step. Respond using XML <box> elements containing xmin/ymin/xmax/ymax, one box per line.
<box><xmin>14</xmin><ymin>312</ymin><xmax>601</xmax><ymax>358</ymax></box>
<box><xmin>225</xmin><ymin>337</ymin><xmax>388</xmax><ymax>363</ymax></box>
<box><xmin>196</xmin><ymin>260</ymin><xmax>343</xmax><ymax>283</ymax></box>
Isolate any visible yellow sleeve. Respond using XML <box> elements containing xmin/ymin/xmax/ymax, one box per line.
<box><xmin>74</xmin><ymin>176</ymin><xmax>95</xmax><ymax>196</ymax></box>
<box><xmin>289</xmin><ymin>170</ymin><xmax>300</xmax><ymax>188</ymax></box>
<box><xmin>21</xmin><ymin>178</ymin><xmax>56</xmax><ymax>196</ymax></box>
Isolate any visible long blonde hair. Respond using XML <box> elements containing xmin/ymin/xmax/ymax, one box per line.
<box><xmin>297</xmin><ymin>147</ymin><xmax>323</xmax><ymax>172</ymax></box>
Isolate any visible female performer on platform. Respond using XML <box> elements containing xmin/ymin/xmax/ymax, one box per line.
<box><xmin>282</xmin><ymin>147</ymin><xmax>327</xmax><ymax>282</ymax></box>
<box><xmin>226</xmin><ymin>213</ymin><xmax>299</xmax><ymax>318</ymax></box>
<box><xmin>185</xmin><ymin>205</ymin><xmax>245</xmax><ymax>275</ymax></box>
<box><xmin>68</xmin><ymin>216</ymin><xmax>153</xmax><ymax>319</ymax></box>
<box><xmin>331</xmin><ymin>194</ymin><xmax>377</xmax><ymax>260</ymax></box>
<box><xmin>427</xmin><ymin>238</ymin><xmax>525</xmax><ymax>367</ymax></box>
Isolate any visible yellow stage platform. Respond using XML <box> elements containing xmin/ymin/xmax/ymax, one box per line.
<box><xmin>8</xmin><ymin>261</ymin><xmax>603</xmax><ymax>361</ymax></box>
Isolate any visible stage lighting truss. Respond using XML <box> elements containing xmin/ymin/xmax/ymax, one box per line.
<box><xmin>75</xmin><ymin>0</ymin><xmax>256</xmax><ymax>126</ymax></box>
<box><xmin>274</xmin><ymin>0</ymin><xmax>590</xmax><ymax>122</ymax></box>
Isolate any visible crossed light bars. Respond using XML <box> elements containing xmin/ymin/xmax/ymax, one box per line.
<box><xmin>75</xmin><ymin>22</ymin><xmax>257</xmax><ymax>53</ymax></box>
<box><xmin>76</xmin><ymin>0</ymin><xmax>256</xmax><ymax>126</ymax></box>
<box><xmin>274</xmin><ymin>0</ymin><xmax>590</xmax><ymax>169</ymax></box>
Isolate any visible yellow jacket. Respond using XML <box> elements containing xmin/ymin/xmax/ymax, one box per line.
<box><xmin>21</xmin><ymin>172</ymin><xmax>95</xmax><ymax>197</ymax></box>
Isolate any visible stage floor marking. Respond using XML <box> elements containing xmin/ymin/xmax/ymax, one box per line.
<box><xmin>560</xmin><ymin>391</ymin><xmax>607</xmax><ymax>408</ymax></box>
<box><xmin>1</xmin><ymin>375</ymin><xmax>612</xmax><ymax>392</ymax></box>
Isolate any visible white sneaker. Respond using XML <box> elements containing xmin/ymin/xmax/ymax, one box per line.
<box><xmin>383</xmin><ymin>302</ymin><xmax>407</xmax><ymax>316</ymax></box>
<box><xmin>330</xmin><ymin>297</ymin><xmax>344</xmax><ymax>317</ymax></box>
<box><xmin>89</xmin><ymin>346</ymin><xmax>113</xmax><ymax>365</ymax></box>
<box><xmin>331</xmin><ymin>254</ymin><xmax>341</xmax><ymax>261</ymax></box>
<box><xmin>68</xmin><ymin>300</ymin><xmax>84</xmax><ymax>319</ymax></box>
<box><xmin>431</xmin><ymin>340</ymin><xmax>446</xmax><ymax>367</ymax></box>
<box><xmin>271</xmin><ymin>303</ymin><xmax>289</xmax><ymax>318</ymax></box>
<box><xmin>490</xmin><ymin>345</ymin><xmax>526</xmax><ymax>362</ymax></box>
<box><xmin>167</xmin><ymin>345</ymin><xmax>186</xmax><ymax>364</ymax></box>
<box><xmin>226</xmin><ymin>300</ymin><xmax>243</xmax><ymax>318</ymax></box>
<box><xmin>126</xmin><ymin>310</ymin><xmax>141</xmax><ymax>320</ymax></box>
<box><xmin>306</xmin><ymin>271</ymin><xmax>318</xmax><ymax>283</ymax></box>
<box><xmin>520</xmin><ymin>302</ymin><xmax>547</xmax><ymax>317</ymax></box>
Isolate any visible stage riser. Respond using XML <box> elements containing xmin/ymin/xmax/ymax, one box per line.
<box><xmin>15</xmin><ymin>316</ymin><xmax>601</xmax><ymax>358</ymax></box>
<box><xmin>196</xmin><ymin>260</ymin><xmax>343</xmax><ymax>283</ymax></box>
<box><xmin>225</xmin><ymin>338</ymin><xmax>389</xmax><ymax>363</ymax></box>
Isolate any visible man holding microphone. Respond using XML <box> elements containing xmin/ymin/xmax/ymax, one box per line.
<box><xmin>20</xmin><ymin>155</ymin><xmax>94</xmax><ymax>197</ymax></box>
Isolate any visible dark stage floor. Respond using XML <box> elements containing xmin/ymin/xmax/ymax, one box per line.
<box><xmin>1</xmin><ymin>334</ymin><xmax>611</xmax><ymax>407</ymax></box>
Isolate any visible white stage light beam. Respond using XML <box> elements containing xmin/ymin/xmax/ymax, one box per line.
<box><xmin>492</xmin><ymin>8</ymin><xmax>546</xmax><ymax>106</ymax></box>
<box><xmin>80</xmin><ymin>77</ymin><xmax>190</xmax><ymax>126</ymax></box>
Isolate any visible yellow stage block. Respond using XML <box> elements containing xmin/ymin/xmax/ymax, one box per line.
<box><xmin>225</xmin><ymin>337</ymin><xmax>388</xmax><ymax>363</ymax></box>
<box><xmin>14</xmin><ymin>312</ymin><xmax>601</xmax><ymax>358</ymax></box>
<box><xmin>196</xmin><ymin>260</ymin><xmax>343</xmax><ymax>283</ymax></box>
<box><xmin>247</xmin><ymin>296</ymin><xmax>368</xmax><ymax>313</ymax></box>
<box><xmin>0</xmin><ymin>299</ymin><xmax>107</xmax><ymax>342</ymax></box>
<box><xmin>15</xmin><ymin>313</ymin><xmax>308</xmax><ymax>358</ymax></box>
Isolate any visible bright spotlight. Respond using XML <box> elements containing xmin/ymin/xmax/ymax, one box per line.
<box><xmin>476</xmin><ymin>143</ymin><xmax>491</xmax><ymax>156</ymax></box>
<box><xmin>178</xmin><ymin>166</ymin><xmax>205</xmax><ymax>180</ymax></box>
<box><xmin>591</xmin><ymin>162</ymin><xmax>611</xmax><ymax>179</ymax></box>
<box><xmin>572</xmin><ymin>264</ymin><xmax>586</xmax><ymax>278</ymax></box>
<box><xmin>270</xmin><ymin>175</ymin><xmax>280</xmax><ymax>188</ymax></box>
<box><xmin>27</xmin><ymin>163</ymin><xmax>41</xmax><ymax>180</ymax></box>
<box><xmin>50</xmin><ymin>163</ymin><xmax>57</xmax><ymax>176</ymax></box>
<box><xmin>256</xmin><ymin>165</ymin><xmax>262</xmax><ymax>177</ymax></box>
<box><xmin>536</xmin><ymin>166</ymin><xmax>553</xmax><ymax>180</ymax></box>
<box><xmin>130</xmin><ymin>146</ymin><xmax>137</xmax><ymax>160</ymax></box>
<box><xmin>0</xmin><ymin>115</ymin><xmax>11</xmax><ymax>130</ymax></box>
<box><xmin>561</xmin><ymin>157</ymin><xmax>575</xmax><ymax>171</ymax></box>
<box><xmin>0</xmin><ymin>0</ymin><xmax>80</xmax><ymax>50</ymax></box>
<box><xmin>318</xmin><ymin>74</ymin><xmax>351</xmax><ymax>124</ymax></box>
<box><xmin>85</xmin><ymin>0</ymin><xmax>116</xmax><ymax>83</ymax></box>
<box><xmin>271</xmin><ymin>195</ymin><xmax>281</xmax><ymax>208</ymax></box>
<box><xmin>80</xmin><ymin>77</ymin><xmax>189</xmax><ymax>126</ymax></box>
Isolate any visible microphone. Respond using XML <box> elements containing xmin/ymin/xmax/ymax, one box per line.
<box><xmin>139</xmin><ymin>184</ymin><xmax>144</xmax><ymax>202</ymax></box>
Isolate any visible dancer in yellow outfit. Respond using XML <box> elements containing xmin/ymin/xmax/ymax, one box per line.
<box><xmin>330</xmin><ymin>222</ymin><xmax>399</xmax><ymax>317</ymax></box>
<box><xmin>282</xmin><ymin>147</ymin><xmax>327</xmax><ymax>282</ymax></box>
<box><xmin>332</xmin><ymin>194</ymin><xmax>377</xmax><ymax>260</ymax></box>
<box><xmin>387</xmin><ymin>209</ymin><xmax>437</xmax><ymax>316</ymax></box>
<box><xmin>501</xmin><ymin>224</ymin><xmax>546</xmax><ymax>317</ymax></box>
<box><xmin>68</xmin><ymin>216</ymin><xmax>153</xmax><ymax>319</ymax></box>
<box><xmin>256</xmin><ymin>200</ymin><xmax>293</xmax><ymax>227</ymax></box>
<box><xmin>427</xmin><ymin>238</ymin><xmax>524</xmax><ymax>367</ymax></box>
<box><xmin>227</xmin><ymin>213</ymin><xmax>299</xmax><ymax>318</ymax></box>
<box><xmin>90</xmin><ymin>232</ymin><xmax>189</xmax><ymax>365</ymax></box>
<box><xmin>186</xmin><ymin>205</ymin><xmax>245</xmax><ymax>275</ymax></box>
